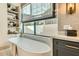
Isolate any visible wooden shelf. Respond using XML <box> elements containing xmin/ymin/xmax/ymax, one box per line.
<box><xmin>9</xmin><ymin>26</ymin><xmax>18</xmax><ymax>28</ymax></box>
<box><xmin>8</xmin><ymin>9</ymin><xmax>18</xmax><ymax>14</ymax></box>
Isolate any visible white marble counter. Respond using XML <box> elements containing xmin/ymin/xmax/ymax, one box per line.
<box><xmin>53</xmin><ymin>34</ymin><xmax>79</xmax><ymax>42</ymax></box>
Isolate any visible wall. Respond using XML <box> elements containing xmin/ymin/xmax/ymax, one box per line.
<box><xmin>0</xmin><ymin>3</ymin><xmax>8</xmax><ymax>44</ymax></box>
<box><xmin>58</xmin><ymin>3</ymin><xmax>79</xmax><ymax>35</ymax></box>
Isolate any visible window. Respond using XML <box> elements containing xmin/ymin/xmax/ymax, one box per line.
<box><xmin>35</xmin><ymin>20</ymin><xmax>45</xmax><ymax>35</ymax></box>
<box><xmin>35</xmin><ymin>19</ymin><xmax>57</xmax><ymax>36</ymax></box>
<box><xmin>31</xmin><ymin>3</ymin><xmax>53</xmax><ymax>19</ymax></box>
<box><xmin>22</xmin><ymin>3</ymin><xmax>56</xmax><ymax>35</ymax></box>
<box><xmin>22</xmin><ymin>3</ymin><xmax>56</xmax><ymax>22</ymax></box>
<box><xmin>23</xmin><ymin>22</ymin><xmax>34</xmax><ymax>34</ymax></box>
<box><xmin>22</xmin><ymin>4</ymin><xmax>31</xmax><ymax>21</ymax></box>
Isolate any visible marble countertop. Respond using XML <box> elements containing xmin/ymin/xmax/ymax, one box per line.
<box><xmin>52</xmin><ymin>33</ymin><xmax>79</xmax><ymax>42</ymax></box>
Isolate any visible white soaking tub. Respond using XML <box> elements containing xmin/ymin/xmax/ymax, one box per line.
<box><xmin>8</xmin><ymin>37</ymin><xmax>51</xmax><ymax>56</ymax></box>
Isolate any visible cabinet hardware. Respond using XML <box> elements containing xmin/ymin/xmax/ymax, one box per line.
<box><xmin>65</xmin><ymin>45</ymin><xmax>79</xmax><ymax>49</ymax></box>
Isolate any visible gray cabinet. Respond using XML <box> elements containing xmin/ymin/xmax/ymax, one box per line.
<box><xmin>53</xmin><ymin>38</ymin><xmax>79</xmax><ymax>56</ymax></box>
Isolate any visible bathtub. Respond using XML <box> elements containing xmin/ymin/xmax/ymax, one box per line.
<box><xmin>8</xmin><ymin>36</ymin><xmax>52</xmax><ymax>56</ymax></box>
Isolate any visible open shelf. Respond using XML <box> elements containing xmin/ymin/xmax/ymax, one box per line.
<box><xmin>8</xmin><ymin>8</ymin><xmax>18</xmax><ymax>14</ymax></box>
<box><xmin>7</xmin><ymin>3</ymin><xmax>19</xmax><ymax>34</ymax></box>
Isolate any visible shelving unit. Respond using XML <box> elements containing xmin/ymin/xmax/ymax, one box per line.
<box><xmin>7</xmin><ymin>3</ymin><xmax>19</xmax><ymax>34</ymax></box>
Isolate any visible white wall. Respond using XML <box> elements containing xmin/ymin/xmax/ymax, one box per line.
<box><xmin>0</xmin><ymin>3</ymin><xmax>8</xmax><ymax>44</ymax></box>
<box><xmin>58</xmin><ymin>3</ymin><xmax>79</xmax><ymax>35</ymax></box>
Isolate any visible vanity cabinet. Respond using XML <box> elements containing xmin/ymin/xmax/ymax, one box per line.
<box><xmin>53</xmin><ymin>38</ymin><xmax>79</xmax><ymax>56</ymax></box>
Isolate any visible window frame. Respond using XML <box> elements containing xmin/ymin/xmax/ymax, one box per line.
<box><xmin>21</xmin><ymin>3</ymin><xmax>56</xmax><ymax>23</ymax></box>
<box><xmin>21</xmin><ymin>3</ymin><xmax>56</xmax><ymax>35</ymax></box>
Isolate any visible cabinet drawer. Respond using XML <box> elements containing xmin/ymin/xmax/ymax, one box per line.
<box><xmin>53</xmin><ymin>38</ymin><xmax>79</xmax><ymax>48</ymax></box>
<box><xmin>53</xmin><ymin>38</ymin><xmax>79</xmax><ymax>56</ymax></box>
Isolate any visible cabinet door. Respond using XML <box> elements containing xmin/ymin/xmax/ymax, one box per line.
<box><xmin>53</xmin><ymin>38</ymin><xmax>79</xmax><ymax>56</ymax></box>
<box><xmin>57</xmin><ymin>46</ymin><xmax>79</xmax><ymax>56</ymax></box>
<box><xmin>53</xmin><ymin>39</ymin><xmax>58</xmax><ymax>56</ymax></box>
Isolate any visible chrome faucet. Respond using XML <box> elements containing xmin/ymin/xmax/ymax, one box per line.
<box><xmin>19</xmin><ymin>32</ymin><xmax>23</xmax><ymax>37</ymax></box>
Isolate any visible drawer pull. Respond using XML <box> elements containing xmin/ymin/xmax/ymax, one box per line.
<box><xmin>65</xmin><ymin>45</ymin><xmax>79</xmax><ymax>49</ymax></box>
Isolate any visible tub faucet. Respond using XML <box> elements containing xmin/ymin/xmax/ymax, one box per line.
<box><xmin>18</xmin><ymin>32</ymin><xmax>23</xmax><ymax>37</ymax></box>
